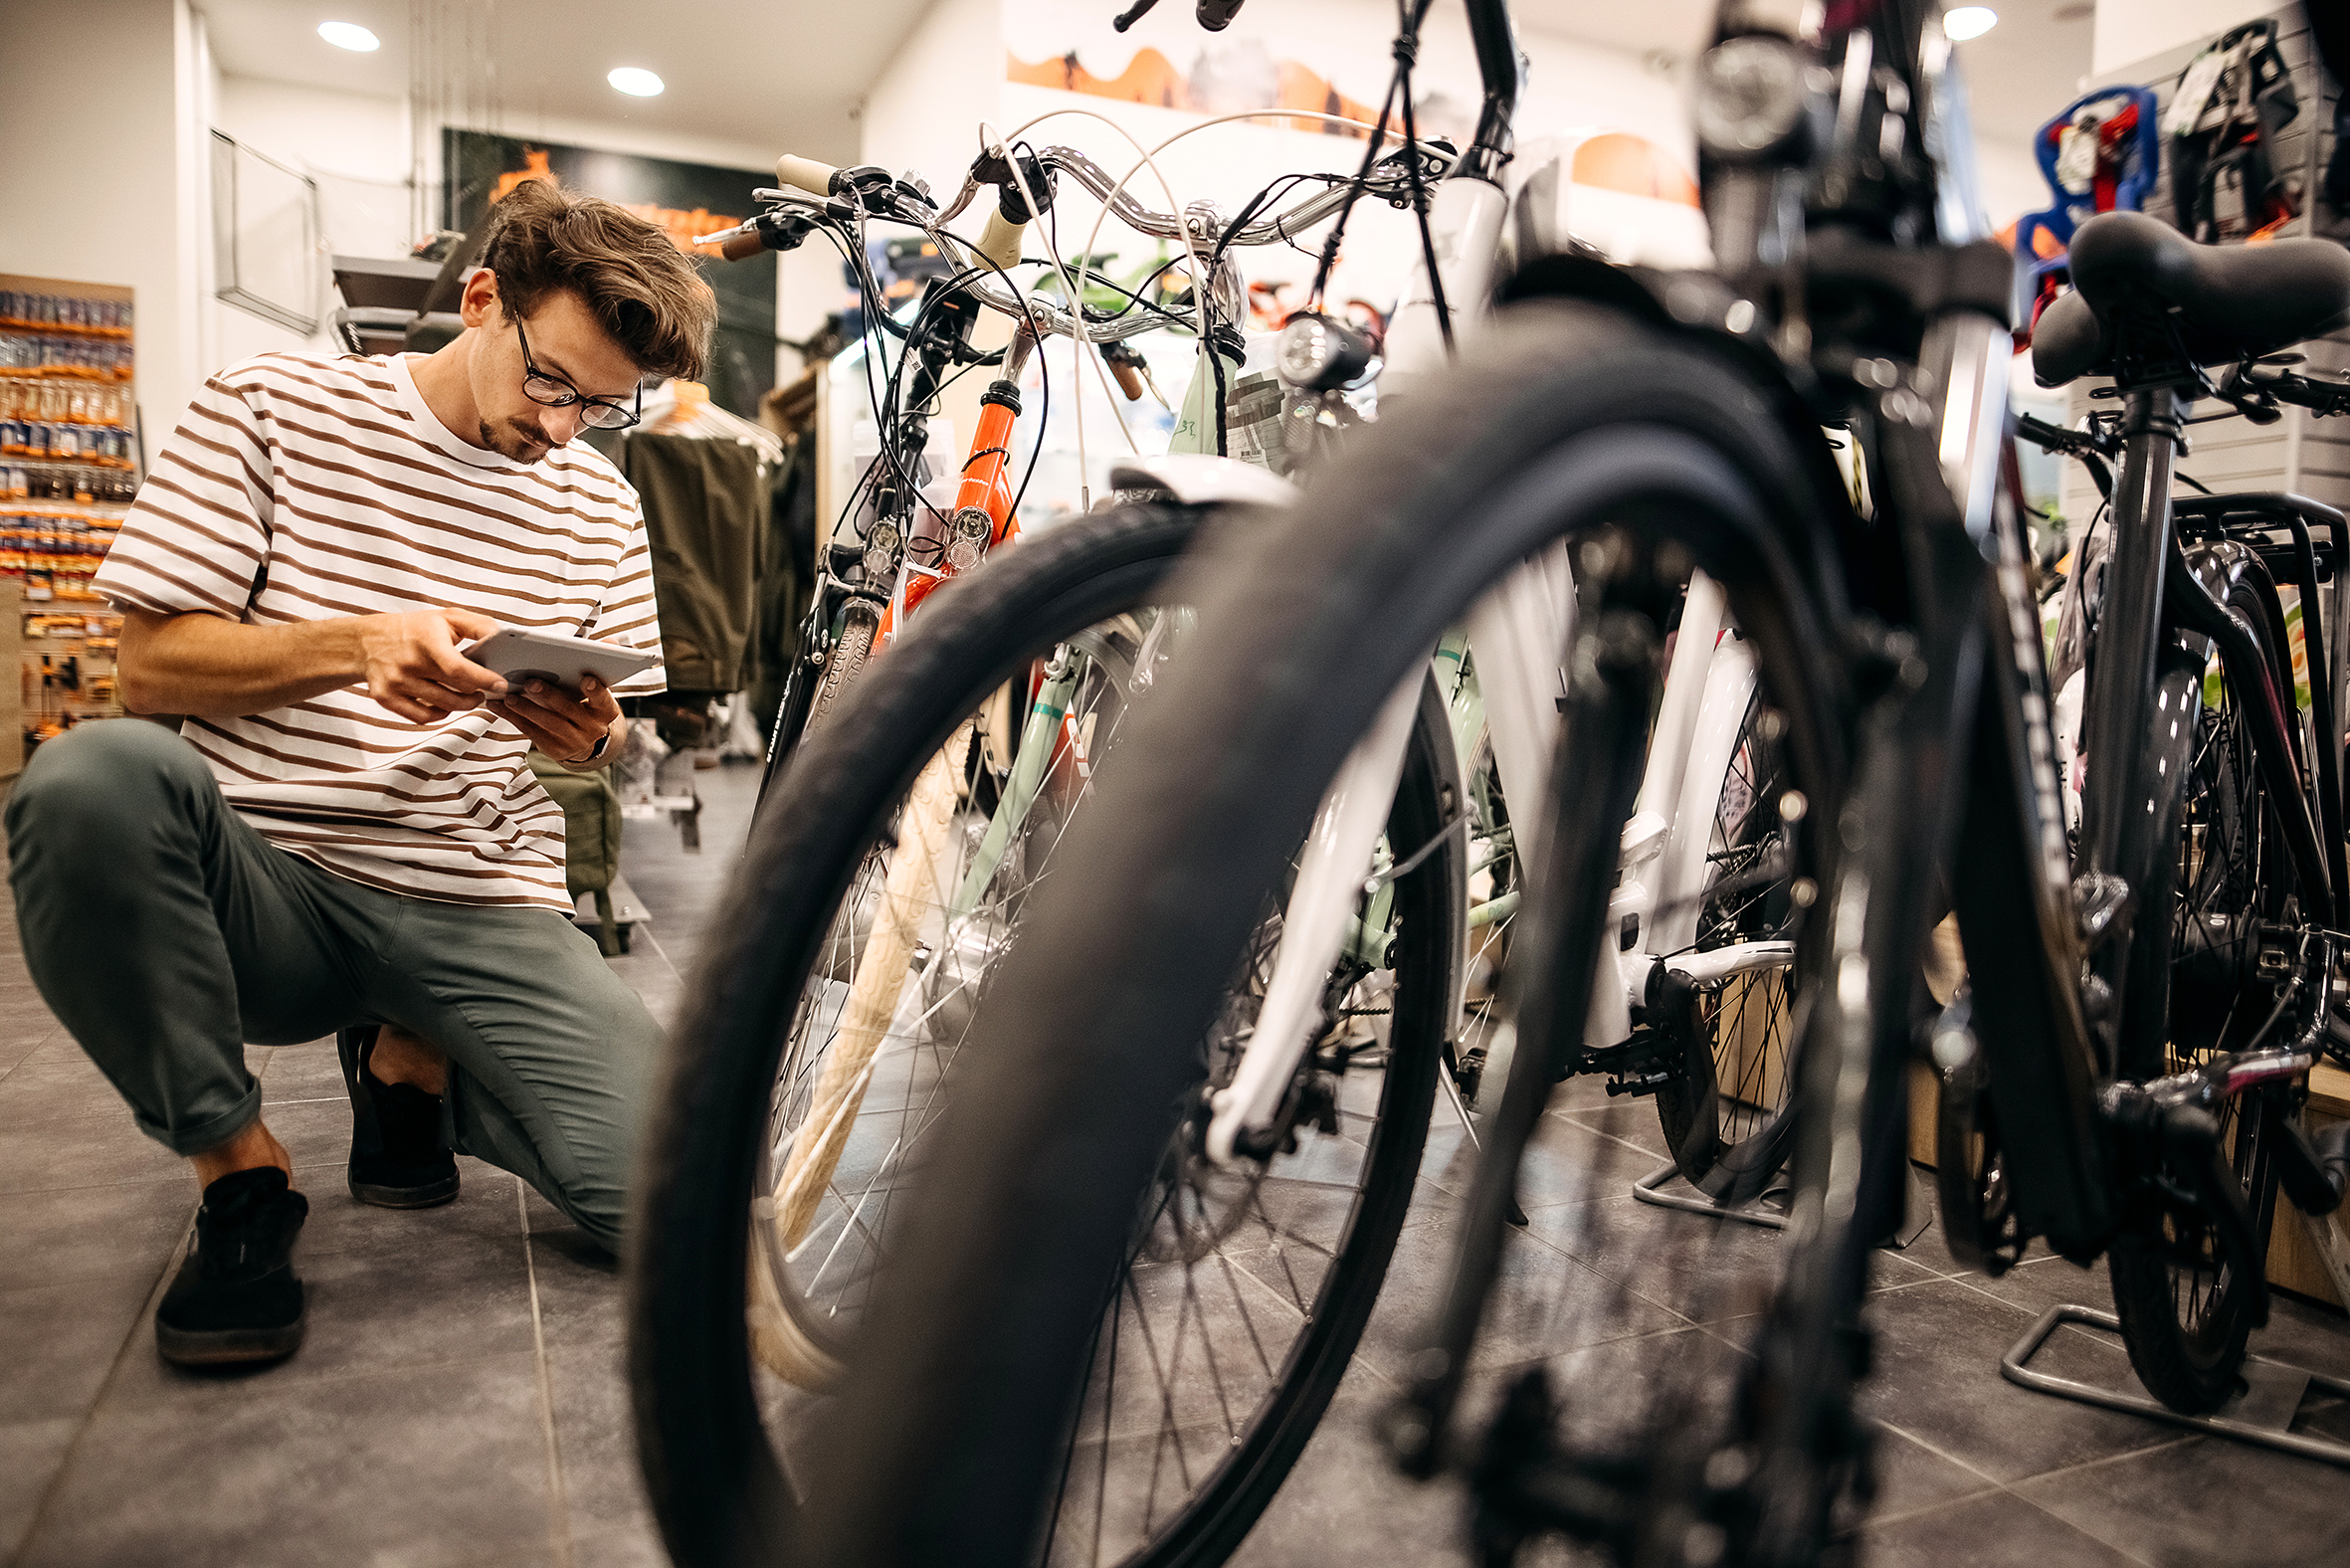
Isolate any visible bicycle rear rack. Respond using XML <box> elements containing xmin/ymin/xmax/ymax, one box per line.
<box><xmin>2001</xmin><ymin>1300</ymin><xmax>2350</xmax><ymax>1470</ymax></box>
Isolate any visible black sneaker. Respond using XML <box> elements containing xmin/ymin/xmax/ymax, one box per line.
<box><xmin>337</xmin><ymin>1025</ymin><xmax>460</xmax><ymax>1208</ymax></box>
<box><xmin>156</xmin><ymin>1166</ymin><xmax>309</xmax><ymax>1366</ymax></box>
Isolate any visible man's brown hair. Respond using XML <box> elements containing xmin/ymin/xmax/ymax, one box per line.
<box><xmin>479</xmin><ymin>179</ymin><xmax>715</xmax><ymax>382</ymax></box>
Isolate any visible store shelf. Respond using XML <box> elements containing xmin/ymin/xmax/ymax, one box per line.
<box><xmin>2</xmin><ymin>276</ymin><xmax>136</xmax><ymax>758</ymax></box>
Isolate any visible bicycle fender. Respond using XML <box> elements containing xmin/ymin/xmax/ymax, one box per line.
<box><xmin>1108</xmin><ymin>454</ymin><xmax>1298</xmax><ymax>509</ymax></box>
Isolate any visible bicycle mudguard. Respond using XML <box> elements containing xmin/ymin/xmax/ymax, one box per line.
<box><xmin>1951</xmin><ymin>550</ymin><xmax>2114</xmax><ymax>1257</ymax></box>
<box><xmin>1109</xmin><ymin>453</ymin><xmax>1298</xmax><ymax>509</ymax></box>
<box><xmin>2168</xmin><ymin>537</ymin><xmax>2338</xmax><ymax>925</ymax></box>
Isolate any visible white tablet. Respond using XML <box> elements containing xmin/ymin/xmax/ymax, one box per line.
<box><xmin>465</xmin><ymin>629</ymin><xmax>659</xmax><ymax>697</ymax></box>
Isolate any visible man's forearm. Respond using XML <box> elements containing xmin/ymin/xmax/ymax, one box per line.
<box><xmin>118</xmin><ymin>611</ymin><xmax>366</xmax><ymax>717</ymax></box>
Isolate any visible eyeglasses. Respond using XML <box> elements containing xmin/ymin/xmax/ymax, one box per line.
<box><xmin>513</xmin><ymin>317</ymin><xmax>643</xmax><ymax>430</ymax></box>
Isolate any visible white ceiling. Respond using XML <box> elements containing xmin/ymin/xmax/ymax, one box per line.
<box><xmin>199</xmin><ymin>0</ymin><xmax>2091</xmax><ymax>176</ymax></box>
<box><xmin>196</xmin><ymin>0</ymin><xmax>919</xmax><ymax>164</ymax></box>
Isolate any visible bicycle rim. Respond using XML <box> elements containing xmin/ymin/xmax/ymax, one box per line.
<box><xmin>1653</xmin><ymin>676</ymin><xmax>1803</xmax><ymax>1194</ymax></box>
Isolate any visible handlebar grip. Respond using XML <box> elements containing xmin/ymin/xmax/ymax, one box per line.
<box><xmin>974</xmin><ymin>210</ymin><xmax>1027</xmax><ymax>273</ymax></box>
<box><xmin>776</xmin><ymin>154</ymin><xmax>841</xmax><ymax>196</ymax></box>
<box><xmin>718</xmin><ymin>229</ymin><xmax>769</xmax><ymax>262</ymax></box>
<box><xmin>1106</xmin><ymin>356</ymin><xmax>1145</xmax><ymax>401</ymax></box>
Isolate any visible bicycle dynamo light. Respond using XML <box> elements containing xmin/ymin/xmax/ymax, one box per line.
<box><xmin>862</xmin><ymin>520</ymin><xmax>900</xmax><ymax>580</ymax></box>
<box><xmin>946</xmin><ymin>506</ymin><xmax>994</xmax><ymax>571</ymax></box>
<box><xmin>1274</xmin><ymin>312</ymin><xmax>1373</xmax><ymax>394</ymax></box>
<box><xmin>1692</xmin><ymin>34</ymin><xmax>1816</xmax><ymax>161</ymax></box>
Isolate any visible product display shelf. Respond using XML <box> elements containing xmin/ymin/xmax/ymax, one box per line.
<box><xmin>1</xmin><ymin>274</ymin><xmax>137</xmax><ymax>758</ymax></box>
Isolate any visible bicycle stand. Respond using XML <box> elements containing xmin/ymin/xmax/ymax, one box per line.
<box><xmin>1632</xmin><ymin>1162</ymin><xmax>1789</xmax><ymax>1230</ymax></box>
<box><xmin>2001</xmin><ymin>1301</ymin><xmax>2350</xmax><ymax>1470</ymax></box>
<box><xmin>1629</xmin><ymin>1159</ymin><xmax>1932</xmax><ymax>1248</ymax></box>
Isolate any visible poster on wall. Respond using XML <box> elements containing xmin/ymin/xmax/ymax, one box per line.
<box><xmin>441</xmin><ymin>130</ymin><xmax>775</xmax><ymax>420</ymax></box>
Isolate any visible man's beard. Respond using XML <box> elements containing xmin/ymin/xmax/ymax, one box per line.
<box><xmin>481</xmin><ymin>417</ymin><xmax>554</xmax><ymax>463</ymax></box>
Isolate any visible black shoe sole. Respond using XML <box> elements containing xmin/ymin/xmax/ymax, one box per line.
<box><xmin>348</xmin><ymin>1173</ymin><xmax>461</xmax><ymax>1209</ymax></box>
<box><xmin>156</xmin><ymin>1311</ymin><xmax>306</xmax><ymax>1366</ymax></box>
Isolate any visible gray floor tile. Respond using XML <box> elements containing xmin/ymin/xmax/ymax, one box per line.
<box><xmin>1347</xmin><ymin>1211</ymin><xmax>1681</xmax><ymax>1383</ymax></box>
<box><xmin>571</xmin><ymin>1520</ymin><xmax>672</xmax><ymax>1568</ymax></box>
<box><xmin>1524</xmin><ymin>1190</ymin><xmax>1789</xmax><ymax>1325</ymax></box>
<box><xmin>1860</xmin><ymin>1486</ymin><xmax>2153</xmax><ymax>1568</ymax></box>
<box><xmin>1854</xmin><ymin>1276</ymin><xmax>2183</xmax><ymax>1484</ymax></box>
<box><xmin>0</xmin><ymin>1416</ymin><xmax>83</xmax><ymax>1561</ymax></box>
<box><xmin>0</xmin><ymin>1014</ymin><xmax>60</xmax><ymax>1075</ymax></box>
<box><xmin>1228</xmin><ymin>1363</ymin><xmax>1477</xmax><ymax>1568</ymax></box>
<box><xmin>2246</xmin><ymin>1292</ymin><xmax>2350</xmax><ymax>1383</ymax></box>
<box><xmin>1865</xmin><ymin>1424</ymin><xmax>2004</xmax><ymax>1521</ymax></box>
<box><xmin>0</xmin><ymin>1107</ymin><xmax>183</xmax><ymax>1195</ymax></box>
<box><xmin>0</xmin><ymin>1036</ymin><xmax>120</xmax><ymax>1117</ymax></box>
<box><xmin>2014</xmin><ymin>1431</ymin><xmax>2350</xmax><ymax>1567</ymax></box>
<box><xmin>19</xmin><ymin>1354</ymin><xmax>559</xmax><ymax>1568</ymax></box>
<box><xmin>1419</xmin><ymin>1108</ymin><xmax>1655</xmax><ymax>1209</ymax></box>
<box><xmin>545</xmin><ymin>1339</ymin><xmax>652</xmax><ymax>1543</ymax></box>
<box><xmin>0</xmin><ymin>1269</ymin><xmax>162</xmax><ymax>1424</ymax></box>
<box><xmin>0</xmin><ymin>1175</ymin><xmax>193</xmax><ymax>1287</ymax></box>
<box><xmin>265</xmin><ymin>1092</ymin><xmax>369</xmax><ymax>1173</ymax></box>
<box><xmin>528</xmin><ymin>1223</ymin><xmax>624</xmax><ymax>1349</ymax></box>
<box><xmin>1950</xmin><ymin>1247</ymin><xmax>2113</xmax><ymax>1320</ymax></box>
<box><xmin>258</xmin><ymin>1037</ymin><xmax>348</xmax><ymax>1104</ymax></box>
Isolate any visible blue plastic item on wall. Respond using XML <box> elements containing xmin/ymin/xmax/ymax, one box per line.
<box><xmin>2014</xmin><ymin>86</ymin><xmax>2162</xmax><ymax>327</ymax></box>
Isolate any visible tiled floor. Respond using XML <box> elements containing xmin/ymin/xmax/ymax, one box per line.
<box><xmin>5</xmin><ymin>759</ymin><xmax>2350</xmax><ymax>1567</ymax></box>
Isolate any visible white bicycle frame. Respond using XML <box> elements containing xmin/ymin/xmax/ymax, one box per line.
<box><xmin>1203</xmin><ymin>166</ymin><xmax>1783</xmax><ymax>1165</ymax></box>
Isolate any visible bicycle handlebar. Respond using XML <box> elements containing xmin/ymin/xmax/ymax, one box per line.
<box><xmin>776</xmin><ymin>154</ymin><xmax>842</xmax><ymax>196</ymax></box>
<box><xmin>2241</xmin><ymin>361</ymin><xmax>2350</xmax><ymax>418</ymax></box>
<box><xmin>699</xmin><ymin>136</ymin><xmax>1424</xmax><ymax>345</ymax></box>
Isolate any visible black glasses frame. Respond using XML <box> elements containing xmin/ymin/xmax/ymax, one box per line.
<box><xmin>513</xmin><ymin>317</ymin><xmax>643</xmax><ymax>430</ymax></box>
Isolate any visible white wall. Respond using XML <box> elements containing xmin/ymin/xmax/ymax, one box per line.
<box><xmin>0</xmin><ymin>0</ymin><xmax>207</xmax><ymax>440</ymax></box>
<box><xmin>858</xmin><ymin>0</ymin><xmax>1007</xmax><ymax>193</ymax></box>
<box><xmin>192</xmin><ymin>65</ymin><xmax>808</xmax><ymax>406</ymax></box>
<box><xmin>2093</xmin><ymin>0</ymin><xmax>2274</xmax><ymax>78</ymax></box>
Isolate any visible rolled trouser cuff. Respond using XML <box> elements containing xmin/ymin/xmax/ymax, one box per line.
<box><xmin>141</xmin><ymin>1074</ymin><xmax>264</xmax><ymax>1158</ymax></box>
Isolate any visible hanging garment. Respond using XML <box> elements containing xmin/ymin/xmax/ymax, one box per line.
<box><xmin>619</xmin><ymin>428</ymin><xmax>768</xmax><ymax>693</ymax></box>
<box><xmin>2168</xmin><ymin>20</ymin><xmax>2300</xmax><ymax>243</ymax></box>
<box><xmin>745</xmin><ymin>368</ymin><xmax>821</xmax><ymax>738</ymax></box>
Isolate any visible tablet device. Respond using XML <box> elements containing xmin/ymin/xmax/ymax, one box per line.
<box><xmin>465</xmin><ymin>629</ymin><xmax>659</xmax><ymax>698</ymax></box>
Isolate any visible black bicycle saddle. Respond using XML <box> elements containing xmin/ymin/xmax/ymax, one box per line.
<box><xmin>2033</xmin><ymin>211</ymin><xmax>2350</xmax><ymax>387</ymax></box>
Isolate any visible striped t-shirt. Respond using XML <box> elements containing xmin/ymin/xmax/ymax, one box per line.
<box><xmin>94</xmin><ymin>350</ymin><xmax>664</xmax><ymax>911</ymax></box>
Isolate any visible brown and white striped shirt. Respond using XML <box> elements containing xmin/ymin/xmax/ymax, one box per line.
<box><xmin>95</xmin><ymin>350</ymin><xmax>664</xmax><ymax>911</ymax></box>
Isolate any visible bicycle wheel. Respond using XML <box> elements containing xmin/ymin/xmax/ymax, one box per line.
<box><xmin>1652</xmin><ymin>672</ymin><xmax>1803</xmax><ymax>1194</ymax></box>
<box><xmin>2109</xmin><ymin>576</ymin><xmax>2297</xmax><ymax>1414</ymax></box>
<box><xmin>796</xmin><ymin>300</ymin><xmax>1862</xmax><ymax>1568</ymax></box>
<box><xmin>627</xmin><ymin>499</ymin><xmax>1455</xmax><ymax>1568</ymax></box>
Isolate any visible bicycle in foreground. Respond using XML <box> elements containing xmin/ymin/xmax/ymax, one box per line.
<box><xmin>628</xmin><ymin>0</ymin><xmax>1815</xmax><ymax>1560</ymax></box>
<box><xmin>726</xmin><ymin>5</ymin><xmax>2350</xmax><ymax>1568</ymax></box>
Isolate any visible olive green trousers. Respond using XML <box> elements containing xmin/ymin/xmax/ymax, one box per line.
<box><xmin>5</xmin><ymin>720</ymin><xmax>657</xmax><ymax>1250</ymax></box>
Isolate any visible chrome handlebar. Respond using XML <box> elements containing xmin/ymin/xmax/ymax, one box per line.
<box><xmin>746</xmin><ymin>140</ymin><xmax>1417</xmax><ymax>343</ymax></box>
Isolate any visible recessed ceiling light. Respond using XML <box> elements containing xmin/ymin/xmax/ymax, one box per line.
<box><xmin>317</xmin><ymin>20</ymin><xmax>380</xmax><ymax>51</ymax></box>
<box><xmin>1943</xmin><ymin>6</ymin><xmax>1997</xmax><ymax>42</ymax></box>
<box><xmin>608</xmin><ymin>67</ymin><xmax>665</xmax><ymax>98</ymax></box>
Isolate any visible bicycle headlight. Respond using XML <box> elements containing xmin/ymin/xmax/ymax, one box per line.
<box><xmin>1275</xmin><ymin>312</ymin><xmax>1372</xmax><ymax>393</ymax></box>
<box><xmin>1693</xmin><ymin>36</ymin><xmax>1814</xmax><ymax>161</ymax></box>
<box><xmin>945</xmin><ymin>505</ymin><xmax>993</xmax><ymax>571</ymax></box>
<box><xmin>862</xmin><ymin>520</ymin><xmax>901</xmax><ymax>581</ymax></box>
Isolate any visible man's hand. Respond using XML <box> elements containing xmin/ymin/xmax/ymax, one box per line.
<box><xmin>356</xmin><ymin>609</ymin><xmax>510</xmax><ymax>722</ymax></box>
<box><xmin>490</xmin><ymin>674</ymin><xmax>626</xmax><ymax>767</ymax></box>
